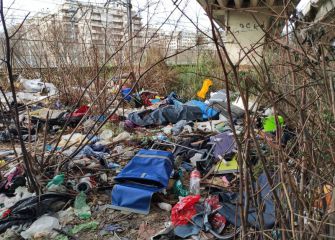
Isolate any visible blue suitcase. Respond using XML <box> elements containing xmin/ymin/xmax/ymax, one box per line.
<box><xmin>111</xmin><ymin>149</ymin><xmax>174</xmax><ymax>214</ymax></box>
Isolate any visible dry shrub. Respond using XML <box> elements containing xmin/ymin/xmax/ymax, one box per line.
<box><xmin>138</xmin><ymin>47</ymin><xmax>177</xmax><ymax>95</ymax></box>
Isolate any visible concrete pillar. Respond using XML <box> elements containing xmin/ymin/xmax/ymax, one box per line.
<box><xmin>198</xmin><ymin>0</ymin><xmax>283</xmax><ymax>67</ymax></box>
<box><xmin>222</xmin><ymin>10</ymin><xmax>271</xmax><ymax>65</ymax></box>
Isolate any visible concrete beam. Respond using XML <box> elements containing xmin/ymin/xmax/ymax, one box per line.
<box><xmin>217</xmin><ymin>0</ymin><xmax>229</xmax><ymax>7</ymax></box>
<box><xmin>234</xmin><ymin>0</ymin><xmax>244</xmax><ymax>8</ymax></box>
<box><xmin>250</xmin><ymin>0</ymin><xmax>259</xmax><ymax>7</ymax></box>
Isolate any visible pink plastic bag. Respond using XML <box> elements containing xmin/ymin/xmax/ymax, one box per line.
<box><xmin>171</xmin><ymin>195</ymin><xmax>201</xmax><ymax>226</ymax></box>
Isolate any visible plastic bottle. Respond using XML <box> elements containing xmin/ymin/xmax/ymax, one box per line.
<box><xmin>74</xmin><ymin>191</ymin><xmax>91</xmax><ymax>219</ymax></box>
<box><xmin>189</xmin><ymin>169</ymin><xmax>201</xmax><ymax>195</ymax></box>
<box><xmin>47</xmin><ymin>174</ymin><xmax>64</xmax><ymax>188</ymax></box>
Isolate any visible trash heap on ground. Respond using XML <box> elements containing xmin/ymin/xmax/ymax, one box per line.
<box><xmin>0</xmin><ymin>77</ymin><xmax>293</xmax><ymax>239</ymax></box>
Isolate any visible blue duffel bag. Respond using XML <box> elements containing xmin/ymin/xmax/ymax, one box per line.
<box><xmin>111</xmin><ymin>149</ymin><xmax>174</xmax><ymax>214</ymax></box>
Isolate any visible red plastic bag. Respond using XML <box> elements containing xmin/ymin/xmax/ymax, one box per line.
<box><xmin>69</xmin><ymin>105</ymin><xmax>89</xmax><ymax>118</ymax></box>
<box><xmin>171</xmin><ymin>195</ymin><xmax>201</xmax><ymax>226</ymax></box>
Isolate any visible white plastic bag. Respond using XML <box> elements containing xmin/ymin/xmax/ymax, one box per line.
<box><xmin>112</xmin><ymin>132</ymin><xmax>131</xmax><ymax>142</ymax></box>
<box><xmin>99</xmin><ymin>129</ymin><xmax>114</xmax><ymax>142</ymax></box>
<box><xmin>20</xmin><ymin>78</ymin><xmax>44</xmax><ymax>93</ymax></box>
<box><xmin>19</xmin><ymin>77</ymin><xmax>58</xmax><ymax>96</ymax></box>
<box><xmin>20</xmin><ymin>215</ymin><xmax>60</xmax><ymax>239</ymax></box>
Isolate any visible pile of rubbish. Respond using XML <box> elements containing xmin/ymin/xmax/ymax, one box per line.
<box><xmin>0</xmin><ymin>77</ymin><xmax>296</xmax><ymax>239</ymax></box>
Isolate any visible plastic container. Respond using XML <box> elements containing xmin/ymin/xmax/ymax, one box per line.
<box><xmin>75</xmin><ymin>177</ymin><xmax>92</xmax><ymax>193</ymax></box>
<box><xmin>189</xmin><ymin>169</ymin><xmax>201</xmax><ymax>195</ymax></box>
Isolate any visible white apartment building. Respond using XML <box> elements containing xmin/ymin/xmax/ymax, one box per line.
<box><xmin>57</xmin><ymin>0</ymin><xmax>142</xmax><ymax>47</ymax></box>
<box><xmin>169</xmin><ymin>31</ymin><xmax>197</xmax><ymax>50</ymax></box>
<box><xmin>11</xmin><ymin>0</ymin><xmax>143</xmax><ymax>67</ymax></box>
<box><xmin>167</xmin><ymin>30</ymin><xmax>217</xmax><ymax>51</ymax></box>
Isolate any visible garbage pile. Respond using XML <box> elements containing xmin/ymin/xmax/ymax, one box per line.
<box><xmin>0</xmin><ymin>77</ymin><xmax>294</xmax><ymax>239</ymax></box>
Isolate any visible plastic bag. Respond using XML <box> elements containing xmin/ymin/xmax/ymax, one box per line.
<box><xmin>0</xmin><ymin>193</ymin><xmax>72</xmax><ymax>234</ymax></box>
<box><xmin>173</xmin><ymin>180</ymin><xmax>189</xmax><ymax>197</ymax></box>
<box><xmin>171</xmin><ymin>195</ymin><xmax>201</xmax><ymax>226</ymax></box>
<box><xmin>262</xmin><ymin>115</ymin><xmax>284</xmax><ymax>132</ymax></box>
<box><xmin>99</xmin><ymin>129</ymin><xmax>114</xmax><ymax>142</ymax></box>
<box><xmin>69</xmin><ymin>221</ymin><xmax>98</xmax><ymax>235</ymax></box>
<box><xmin>112</xmin><ymin>132</ymin><xmax>131</xmax><ymax>142</ymax></box>
<box><xmin>20</xmin><ymin>215</ymin><xmax>60</xmax><ymax>239</ymax></box>
<box><xmin>20</xmin><ymin>78</ymin><xmax>58</xmax><ymax>96</ymax></box>
<box><xmin>57</xmin><ymin>207</ymin><xmax>75</xmax><ymax>226</ymax></box>
<box><xmin>68</xmin><ymin>105</ymin><xmax>89</xmax><ymax>118</ymax></box>
<box><xmin>21</xmin><ymin>78</ymin><xmax>44</xmax><ymax>93</ymax></box>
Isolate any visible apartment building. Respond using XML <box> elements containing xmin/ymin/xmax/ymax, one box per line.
<box><xmin>57</xmin><ymin>0</ymin><xmax>142</xmax><ymax>47</ymax></box>
<box><xmin>10</xmin><ymin>0</ymin><xmax>143</xmax><ymax>67</ymax></box>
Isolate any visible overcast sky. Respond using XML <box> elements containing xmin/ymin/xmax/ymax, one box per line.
<box><xmin>3</xmin><ymin>0</ymin><xmax>211</xmax><ymax>32</ymax></box>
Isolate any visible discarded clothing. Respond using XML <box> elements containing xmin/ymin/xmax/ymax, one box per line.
<box><xmin>173</xmin><ymin>136</ymin><xmax>210</xmax><ymax>160</ymax></box>
<box><xmin>44</xmin><ymin>106</ymin><xmax>89</xmax><ymax>127</ymax></box>
<box><xmin>128</xmin><ymin>104</ymin><xmax>203</xmax><ymax>127</ymax></box>
<box><xmin>186</xmin><ymin>100</ymin><xmax>219</xmax><ymax>120</ymax></box>
<box><xmin>172</xmin><ymin>120</ymin><xmax>193</xmax><ymax>135</ymax></box>
<box><xmin>218</xmin><ymin>172</ymin><xmax>276</xmax><ymax>229</ymax></box>
<box><xmin>0</xmin><ymin>166</ymin><xmax>25</xmax><ymax>197</ymax></box>
<box><xmin>166</xmin><ymin>92</ymin><xmax>183</xmax><ymax>106</ymax></box>
<box><xmin>210</xmin><ymin>132</ymin><xmax>236</xmax><ymax>159</ymax></box>
<box><xmin>0</xmin><ymin>131</ymin><xmax>11</xmax><ymax>142</ymax></box>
